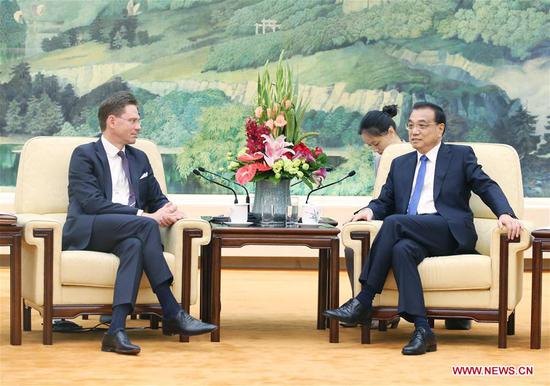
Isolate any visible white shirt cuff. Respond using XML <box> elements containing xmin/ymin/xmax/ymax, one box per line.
<box><xmin>137</xmin><ymin>209</ymin><xmax>144</xmax><ymax>216</ymax></box>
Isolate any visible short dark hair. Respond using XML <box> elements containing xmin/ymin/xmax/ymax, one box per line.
<box><xmin>358</xmin><ymin>104</ymin><xmax>398</xmax><ymax>136</ymax></box>
<box><xmin>412</xmin><ymin>102</ymin><xmax>446</xmax><ymax>126</ymax></box>
<box><xmin>98</xmin><ymin>91</ymin><xmax>138</xmax><ymax>131</ymax></box>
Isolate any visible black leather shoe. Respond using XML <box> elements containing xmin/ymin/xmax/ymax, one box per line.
<box><xmin>445</xmin><ymin>318</ymin><xmax>472</xmax><ymax>330</ymax></box>
<box><xmin>162</xmin><ymin>310</ymin><xmax>217</xmax><ymax>336</ymax></box>
<box><xmin>323</xmin><ymin>298</ymin><xmax>372</xmax><ymax>325</ymax></box>
<box><xmin>402</xmin><ymin>327</ymin><xmax>437</xmax><ymax>355</ymax></box>
<box><xmin>101</xmin><ymin>329</ymin><xmax>140</xmax><ymax>355</ymax></box>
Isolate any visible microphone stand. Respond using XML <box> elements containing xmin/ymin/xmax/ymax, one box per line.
<box><xmin>198</xmin><ymin>167</ymin><xmax>250</xmax><ymax>211</ymax></box>
<box><xmin>193</xmin><ymin>169</ymin><xmax>238</xmax><ymax>204</ymax></box>
<box><xmin>305</xmin><ymin>171</ymin><xmax>356</xmax><ymax>204</ymax></box>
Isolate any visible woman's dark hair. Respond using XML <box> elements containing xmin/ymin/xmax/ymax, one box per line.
<box><xmin>98</xmin><ymin>91</ymin><xmax>139</xmax><ymax>131</ymax></box>
<box><xmin>358</xmin><ymin>105</ymin><xmax>398</xmax><ymax>136</ymax></box>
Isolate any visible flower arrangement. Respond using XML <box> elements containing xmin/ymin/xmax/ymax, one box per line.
<box><xmin>228</xmin><ymin>54</ymin><xmax>328</xmax><ymax>189</ymax></box>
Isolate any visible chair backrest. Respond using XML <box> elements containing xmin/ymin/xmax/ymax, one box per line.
<box><xmin>374</xmin><ymin>142</ymin><xmax>524</xmax><ymax>219</ymax></box>
<box><xmin>15</xmin><ymin>136</ymin><xmax>167</xmax><ymax>214</ymax></box>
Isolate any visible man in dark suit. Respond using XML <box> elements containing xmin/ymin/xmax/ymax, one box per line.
<box><xmin>324</xmin><ymin>102</ymin><xmax>522</xmax><ymax>355</ymax></box>
<box><xmin>63</xmin><ymin>91</ymin><xmax>216</xmax><ymax>355</ymax></box>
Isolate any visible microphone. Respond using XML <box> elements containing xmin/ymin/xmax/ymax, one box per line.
<box><xmin>198</xmin><ymin>166</ymin><xmax>250</xmax><ymax>205</ymax></box>
<box><xmin>291</xmin><ymin>167</ymin><xmax>334</xmax><ymax>187</ymax></box>
<box><xmin>193</xmin><ymin>169</ymin><xmax>239</xmax><ymax>204</ymax></box>
<box><xmin>305</xmin><ymin>170</ymin><xmax>356</xmax><ymax>204</ymax></box>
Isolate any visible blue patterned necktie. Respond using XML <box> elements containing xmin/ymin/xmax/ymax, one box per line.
<box><xmin>117</xmin><ymin>150</ymin><xmax>136</xmax><ymax>207</ymax></box>
<box><xmin>407</xmin><ymin>155</ymin><xmax>428</xmax><ymax>215</ymax></box>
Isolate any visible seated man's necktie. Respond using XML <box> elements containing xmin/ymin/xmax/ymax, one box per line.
<box><xmin>407</xmin><ymin>155</ymin><xmax>428</xmax><ymax>215</ymax></box>
<box><xmin>117</xmin><ymin>150</ymin><xmax>136</xmax><ymax>207</ymax></box>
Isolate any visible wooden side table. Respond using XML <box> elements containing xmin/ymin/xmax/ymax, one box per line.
<box><xmin>531</xmin><ymin>228</ymin><xmax>549</xmax><ymax>349</ymax></box>
<box><xmin>200</xmin><ymin>223</ymin><xmax>340</xmax><ymax>343</ymax></box>
<box><xmin>0</xmin><ymin>218</ymin><xmax>23</xmax><ymax>345</ymax></box>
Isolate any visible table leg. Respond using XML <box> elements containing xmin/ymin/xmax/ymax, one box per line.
<box><xmin>10</xmin><ymin>234</ymin><xmax>22</xmax><ymax>345</ymax></box>
<box><xmin>317</xmin><ymin>249</ymin><xmax>328</xmax><ymax>330</ymax></box>
<box><xmin>200</xmin><ymin>244</ymin><xmax>212</xmax><ymax>322</ymax></box>
<box><xmin>210</xmin><ymin>236</ymin><xmax>222</xmax><ymax>342</ymax></box>
<box><xmin>329</xmin><ymin>238</ymin><xmax>339</xmax><ymax>343</ymax></box>
<box><xmin>530</xmin><ymin>239</ymin><xmax>543</xmax><ymax>349</ymax></box>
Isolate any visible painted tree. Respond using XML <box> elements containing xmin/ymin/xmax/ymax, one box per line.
<box><xmin>26</xmin><ymin>94</ymin><xmax>64</xmax><ymax>136</ymax></box>
<box><xmin>495</xmin><ymin>104</ymin><xmax>539</xmax><ymax>159</ymax></box>
<box><xmin>4</xmin><ymin>100</ymin><xmax>24</xmax><ymax>135</ymax></box>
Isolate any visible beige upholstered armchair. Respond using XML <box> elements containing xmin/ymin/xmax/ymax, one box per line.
<box><xmin>15</xmin><ymin>137</ymin><xmax>211</xmax><ymax>344</ymax></box>
<box><xmin>341</xmin><ymin>143</ymin><xmax>532</xmax><ymax>348</ymax></box>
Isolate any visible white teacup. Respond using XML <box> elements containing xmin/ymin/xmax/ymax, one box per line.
<box><xmin>229</xmin><ymin>203</ymin><xmax>249</xmax><ymax>223</ymax></box>
<box><xmin>301</xmin><ymin>204</ymin><xmax>320</xmax><ymax>224</ymax></box>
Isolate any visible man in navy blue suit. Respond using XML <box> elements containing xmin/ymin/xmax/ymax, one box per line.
<box><xmin>324</xmin><ymin>102</ymin><xmax>522</xmax><ymax>355</ymax></box>
<box><xmin>63</xmin><ymin>91</ymin><xmax>216</xmax><ymax>355</ymax></box>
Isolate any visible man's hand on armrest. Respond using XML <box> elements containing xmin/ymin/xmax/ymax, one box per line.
<box><xmin>348</xmin><ymin>208</ymin><xmax>374</xmax><ymax>223</ymax></box>
<box><xmin>142</xmin><ymin>202</ymin><xmax>187</xmax><ymax>227</ymax></box>
<box><xmin>498</xmin><ymin>214</ymin><xmax>522</xmax><ymax>240</ymax></box>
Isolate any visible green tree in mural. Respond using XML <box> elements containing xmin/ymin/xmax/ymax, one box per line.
<box><xmin>437</xmin><ymin>0</ymin><xmax>550</xmax><ymax>59</ymax></box>
<box><xmin>59</xmin><ymin>84</ymin><xmax>78</xmax><ymax>122</ymax></box>
<box><xmin>89</xmin><ymin>16</ymin><xmax>106</xmax><ymax>42</ymax></box>
<box><xmin>537</xmin><ymin>114</ymin><xmax>550</xmax><ymax>156</ymax></box>
<box><xmin>176</xmin><ymin>104</ymin><xmax>248</xmax><ymax>191</ymax></box>
<box><xmin>4</xmin><ymin>100</ymin><xmax>24</xmax><ymax>135</ymax></box>
<box><xmin>495</xmin><ymin>105</ymin><xmax>539</xmax><ymax>159</ymax></box>
<box><xmin>26</xmin><ymin>94</ymin><xmax>64</xmax><ymax>136</ymax></box>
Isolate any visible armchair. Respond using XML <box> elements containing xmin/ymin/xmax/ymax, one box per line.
<box><xmin>14</xmin><ymin>136</ymin><xmax>211</xmax><ymax>344</ymax></box>
<box><xmin>341</xmin><ymin>142</ymin><xmax>532</xmax><ymax>348</ymax></box>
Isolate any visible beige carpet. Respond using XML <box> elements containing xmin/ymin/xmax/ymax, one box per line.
<box><xmin>1</xmin><ymin>268</ymin><xmax>549</xmax><ymax>385</ymax></box>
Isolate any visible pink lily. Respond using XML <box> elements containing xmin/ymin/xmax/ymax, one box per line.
<box><xmin>261</xmin><ymin>134</ymin><xmax>295</xmax><ymax>166</ymax></box>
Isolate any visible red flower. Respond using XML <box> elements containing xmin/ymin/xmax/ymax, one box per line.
<box><xmin>237</xmin><ymin>152</ymin><xmax>264</xmax><ymax>163</ymax></box>
<box><xmin>292</xmin><ymin>142</ymin><xmax>315</xmax><ymax>162</ymax></box>
<box><xmin>235</xmin><ymin>162</ymin><xmax>272</xmax><ymax>184</ymax></box>
<box><xmin>314</xmin><ymin>146</ymin><xmax>323</xmax><ymax>158</ymax></box>
<box><xmin>245</xmin><ymin>118</ymin><xmax>270</xmax><ymax>154</ymax></box>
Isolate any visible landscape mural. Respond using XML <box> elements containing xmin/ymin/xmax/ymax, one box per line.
<box><xmin>0</xmin><ymin>0</ymin><xmax>549</xmax><ymax>196</ymax></box>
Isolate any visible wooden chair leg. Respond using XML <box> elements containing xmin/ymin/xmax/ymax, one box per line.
<box><xmin>23</xmin><ymin>305</ymin><xmax>31</xmax><ymax>331</ymax></box>
<box><xmin>361</xmin><ymin>324</ymin><xmax>371</xmax><ymax>344</ymax></box>
<box><xmin>43</xmin><ymin>314</ymin><xmax>52</xmax><ymax>345</ymax></box>
<box><xmin>507</xmin><ymin>311</ymin><xmax>515</xmax><ymax>336</ymax></box>
<box><xmin>150</xmin><ymin>315</ymin><xmax>160</xmax><ymax>330</ymax></box>
<box><xmin>378</xmin><ymin>320</ymin><xmax>387</xmax><ymax>331</ymax></box>
<box><xmin>130</xmin><ymin>313</ymin><xmax>137</xmax><ymax>320</ymax></box>
<box><xmin>428</xmin><ymin>318</ymin><xmax>435</xmax><ymax>328</ymax></box>
<box><xmin>82</xmin><ymin>315</ymin><xmax>88</xmax><ymax>320</ymax></box>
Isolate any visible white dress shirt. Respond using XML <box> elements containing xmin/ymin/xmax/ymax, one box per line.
<box><xmin>101</xmin><ymin>136</ymin><xmax>132</xmax><ymax>206</ymax></box>
<box><xmin>409</xmin><ymin>142</ymin><xmax>441</xmax><ymax>214</ymax></box>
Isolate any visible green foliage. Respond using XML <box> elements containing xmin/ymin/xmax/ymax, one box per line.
<box><xmin>225</xmin><ymin>0</ymin><xmax>339</xmax><ymax>36</ymax></box>
<box><xmin>140</xmin><ymin>89</ymin><xmax>230</xmax><ymax>147</ymax></box>
<box><xmin>206</xmin><ymin>0</ymin><xmax>453</xmax><ymax>71</ymax></box>
<box><xmin>494</xmin><ymin>102</ymin><xmax>540</xmax><ymax>158</ymax></box>
<box><xmin>55</xmin><ymin>121</ymin><xmax>98</xmax><ymax>137</ymax></box>
<box><xmin>301</xmin><ymin>107</ymin><xmax>363</xmax><ymax>148</ymax></box>
<box><xmin>437</xmin><ymin>0</ymin><xmax>550</xmax><ymax>59</ymax></box>
<box><xmin>4</xmin><ymin>100</ymin><xmax>23</xmax><ymax>135</ymax></box>
<box><xmin>176</xmin><ymin>104</ymin><xmax>249</xmax><ymax>192</ymax></box>
<box><xmin>26</xmin><ymin>94</ymin><xmax>64</xmax><ymax>136</ymax></box>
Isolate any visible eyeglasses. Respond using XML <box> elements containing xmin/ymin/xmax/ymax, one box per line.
<box><xmin>406</xmin><ymin>122</ymin><xmax>437</xmax><ymax>132</ymax></box>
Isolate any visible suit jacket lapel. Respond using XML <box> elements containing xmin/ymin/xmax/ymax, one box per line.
<box><xmin>399</xmin><ymin>152</ymin><xmax>418</xmax><ymax>213</ymax></box>
<box><xmin>94</xmin><ymin>139</ymin><xmax>112</xmax><ymax>201</ymax></box>
<box><xmin>126</xmin><ymin>146</ymin><xmax>140</xmax><ymax>207</ymax></box>
<box><xmin>434</xmin><ymin>142</ymin><xmax>451</xmax><ymax>202</ymax></box>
